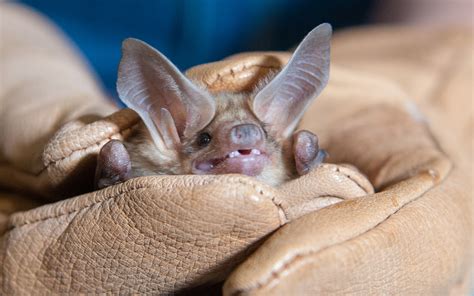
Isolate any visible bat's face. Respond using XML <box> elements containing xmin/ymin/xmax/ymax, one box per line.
<box><xmin>125</xmin><ymin>91</ymin><xmax>293</xmax><ymax>186</ymax></box>
<box><xmin>117</xmin><ymin>23</ymin><xmax>331</xmax><ymax>185</ymax></box>
<box><xmin>180</xmin><ymin>92</ymin><xmax>291</xmax><ymax>185</ymax></box>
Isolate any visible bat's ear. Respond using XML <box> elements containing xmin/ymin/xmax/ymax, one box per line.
<box><xmin>117</xmin><ymin>38</ymin><xmax>216</xmax><ymax>150</ymax></box>
<box><xmin>252</xmin><ymin>23</ymin><xmax>331</xmax><ymax>139</ymax></box>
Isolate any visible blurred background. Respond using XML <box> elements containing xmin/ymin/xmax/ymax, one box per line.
<box><xmin>18</xmin><ymin>0</ymin><xmax>472</xmax><ymax>101</ymax></box>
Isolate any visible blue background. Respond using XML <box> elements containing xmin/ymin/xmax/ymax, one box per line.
<box><xmin>19</xmin><ymin>0</ymin><xmax>373</xmax><ymax>100</ymax></box>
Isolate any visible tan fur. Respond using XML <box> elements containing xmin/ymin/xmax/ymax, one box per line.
<box><xmin>125</xmin><ymin>90</ymin><xmax>297</xmax><ymax>186</ymax></box>
<box><xmin>116</xmin><ymin>24</ymin><xmax>333</xmax><ymax>186</ymax></box>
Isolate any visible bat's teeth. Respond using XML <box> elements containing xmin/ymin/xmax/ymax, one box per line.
<box><xmin>251</xmin><ymin>149</ymin><xmax>261</xmax><ymax>155</ymax></box>
<box><xmin>228</xmin><ymin>151</ymin><xmax>240</xmax><ymax>158</ymax></box>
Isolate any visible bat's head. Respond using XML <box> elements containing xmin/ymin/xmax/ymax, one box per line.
<box><xmin>117</xmin><ymin>24</ymin><xmax>331</xmax><ymax>185</ymax></box>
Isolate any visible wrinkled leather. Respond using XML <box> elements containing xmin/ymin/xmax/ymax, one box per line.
<box><xmin>0</xmin><ymin>3</ymin><xmax>116</xmax><ymax>197</ymax></box>
<box><xmin>224</xmin><ymin>26</ymin><xmax>473</xmax><ymax>295</ymax></box>
<box><xmin>0</xmin><ymin>3</ymin><xmax>372</xmax><ymax>294</ymax></box>
<box><xmin>0</xmin><ymin>3</ymin><xmax>471</xmax><ymax>295</ymax></box>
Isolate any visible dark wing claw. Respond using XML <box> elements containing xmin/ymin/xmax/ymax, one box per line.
<box><xmin>293</xmin><ymin>130</ymin><xmax>327</xmax><ymax>176</ymax></box>
<box><xmin>95</xmin><ymin>139</ymin><xmax>132</xmax><ymax>189</ymax></box>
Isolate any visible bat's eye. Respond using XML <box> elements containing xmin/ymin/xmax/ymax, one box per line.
<box><xmin>197</xmin><ymin>132</ymin><xmax>212</xmax><ymax>147</ymax></box>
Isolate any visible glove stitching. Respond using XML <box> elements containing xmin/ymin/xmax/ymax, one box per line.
<box><xmin>231</xmin><ymin>166</ymin><xmax>453</xmax><ymax>294</ymax></box>
<box><xmin>42</xmin><ymin>123</ymin><xmax>140</xmax><ymax>170</ymax></box>
<box><xmin>8</xmin><ymin>176</ymin><xmax>283</xmax><ymax>228</ymax></box>
<box><xmin>205</xmin><ymin>65</ymin><xmax>280</xmax><ymax>88</ymax></box>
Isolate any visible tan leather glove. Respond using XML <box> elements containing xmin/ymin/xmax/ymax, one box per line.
<box><xmin>0</xmin><ymin>3</ymin><xmax>117</xmax><ymax>197</ymax></box>
<box><xmin>224</xmin><ymin>26</ymin><xmax>473</xmax><ymax>295</ymax></box>
<box><xmin>0</xmin><ymin>3</ymin><xmax>471</xmax><ymax>295</ymax></box>
<box><xmin>0</xmin><ymin>3</ymin><xmax>372</xmax><ymax>294</ymax></box>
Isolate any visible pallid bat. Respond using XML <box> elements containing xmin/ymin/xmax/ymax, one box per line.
<box><xmin>95</xmin><ymin>23</ymin><xmax>331</xmax><ymax>189</ymax></box>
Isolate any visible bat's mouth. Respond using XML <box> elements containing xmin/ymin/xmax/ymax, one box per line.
<box><xmin>228</xmin><ymin>148</ymin><xmax>261</xmax><ymax>157</ymax></box>
<box><xmin>193</xmin><ymin>148</ymin><xmax>269</xmax><ymax>176</ymax></box>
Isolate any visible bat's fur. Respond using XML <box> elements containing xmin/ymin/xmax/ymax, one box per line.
<box><xmin>125</xmin><ymin>79</ymin><xmax>297</xmax><ymax>186</ymax></box>
<box><xmin>96</xmin><ymin>23</ymin><xmax>331</xmax><ymax>188</ymax></box>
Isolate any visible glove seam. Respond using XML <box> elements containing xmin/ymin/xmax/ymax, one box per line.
<box><xmin>42</xmin><ymin>123</ymin><xmax>140</xmax><ymax>169</ymax></box>
<box><xmin>202</xmin><ymin>64</ymin><xmax>280</xmax><ymax>89</ymax></box>
<box><xmin>230</xmin><ymin>165</ymin><xmax>453</xmax><ymax>294</ymax></box>
<box><xmin>330</xmin><ymin>165</ymin><xmax>373</xmax><ymax>194</ymax></box>
<box><xmin>7</xmin><ymin>176</ymin><xmax>284</xmax><ymax>229</ymax></box>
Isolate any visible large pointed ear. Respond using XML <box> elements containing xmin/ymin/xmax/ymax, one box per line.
<box><xmin>117</xmin><ymin>38</ymin><xmax>216</xmax><ymax>150</ymax></box>
<box><xmin>252</xmin><ymin>23</ymin><xmax>331</xmax><ymax>139</ymax></box>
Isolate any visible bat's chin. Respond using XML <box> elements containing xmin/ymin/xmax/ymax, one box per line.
<box><xmin>192</xmin><ymin>148</ymin><xmax>270</xmax><ymax>176</ymax></box>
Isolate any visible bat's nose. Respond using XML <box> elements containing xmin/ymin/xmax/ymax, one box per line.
<box><xmin>230</xmin><ymin>124</ymin><xmax>263</xmax><ymax>147</ymax></box>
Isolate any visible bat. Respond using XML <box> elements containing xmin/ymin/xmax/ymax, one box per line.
<box><xmin>95</xmin><ymin>23</ymin><xmax>331</xmax><ymax>189</ymax></box>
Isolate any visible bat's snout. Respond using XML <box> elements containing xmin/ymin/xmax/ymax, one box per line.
<box><xmin>229</xmin><ymin>124</ymin><xmax>264</xmax><ymax>148</ymax></box>
<box><xmin>192</xmin><ymin>123</ymin><xmax>269</xmax><ymax>177</ymax></box>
